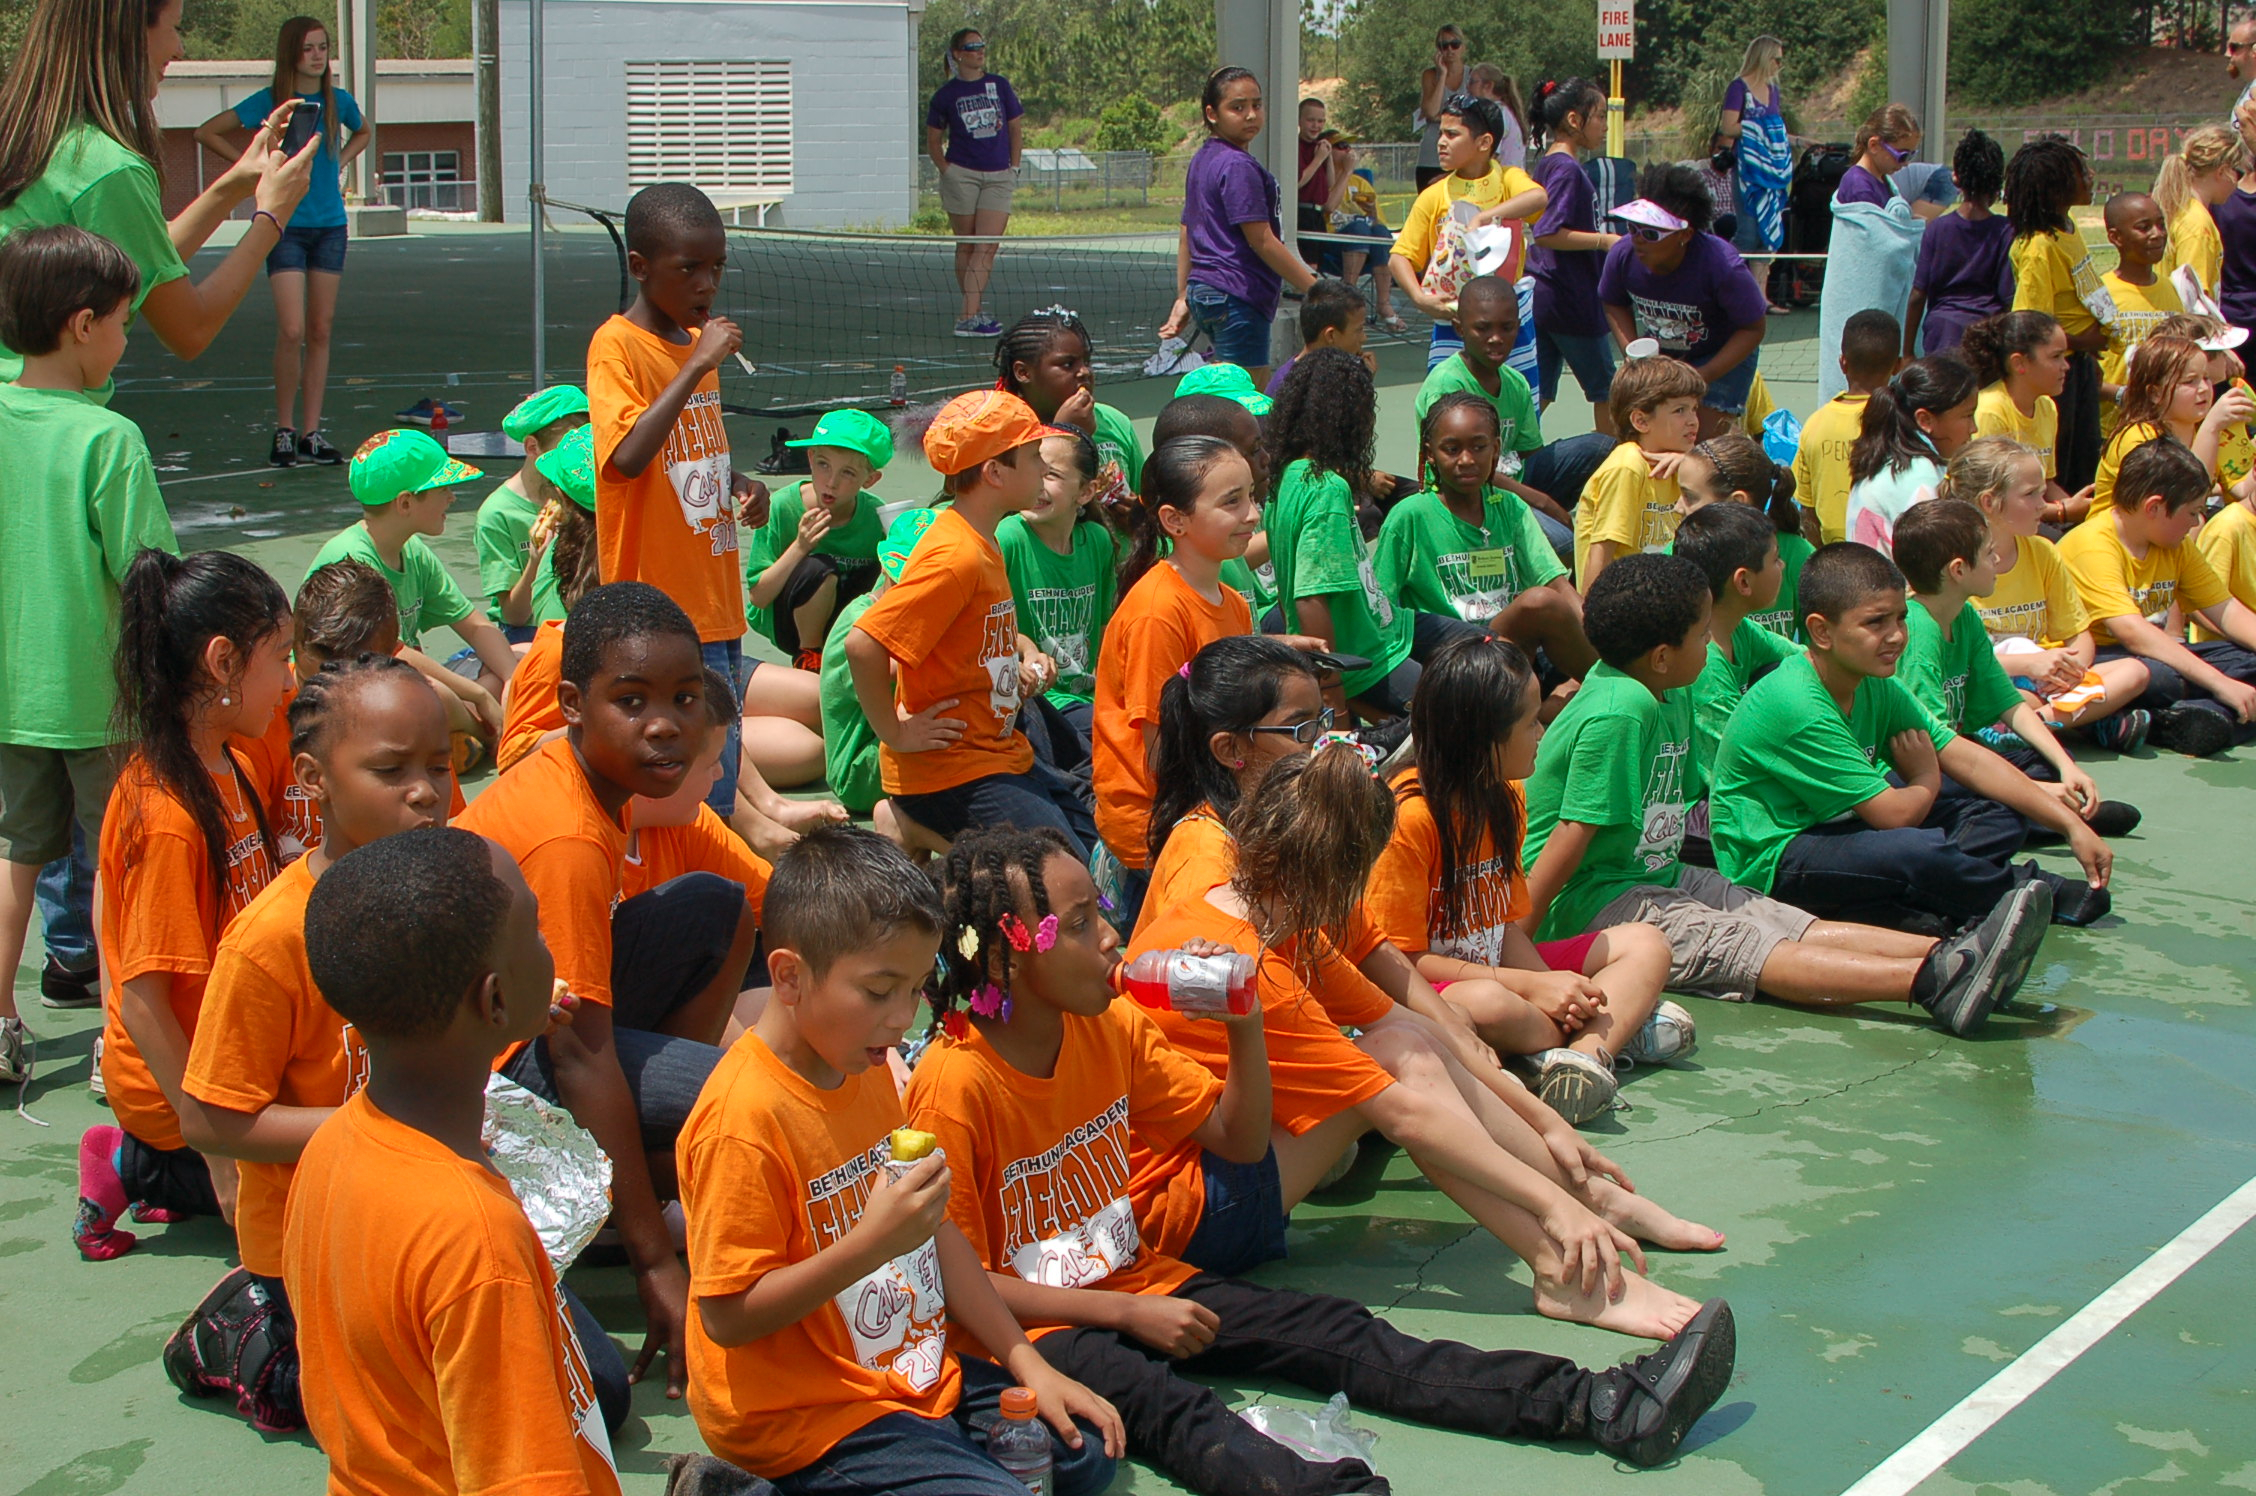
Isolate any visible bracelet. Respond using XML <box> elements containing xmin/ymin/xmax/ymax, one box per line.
<box><xmin>252</xmin><ymin>210</ymin><xmax>282</xmax><ymax>234</ymax></box>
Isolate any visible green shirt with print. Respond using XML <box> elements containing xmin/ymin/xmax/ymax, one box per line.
<box><xmin>1750</xmin><ymin>531</ymin><xmax>1815</xmax><ymax>639</ymax></box>
<box><xmin>305</xmin><ymin>525</ymin><xmax>474</xmax><ymax>650</ymax></box>
<box><xmin>1689</xmin><ymin>616</ymin><xmax>1802</xmax><ymax>774</ymax></box>
<box><xmin>474</xmin><ymin>479</ymin><xmax>544</xmax><ymax>607</ymax></box>
<box><xmin>819</xmin><ymin>591</ymin><xmax>885</xmax><ymax>815</ymax></box>
<box><xmin>0</xmin><ymin>384</ymin><xmax>179</xmax><ymax>747</ymax></box>
<box><xmin>997</xmin><ymin>514</ymin><xmax>1116</xmax><ymax>706</ymax></box>
<box><xmin>1414</xmin><ymin>354</ymin><xmax>1546</xmax><ymax>463</ymax></box>
<box><xmin>742</xmin><ymin>480</ymin><xmax>887</xmax><ymax>643</ymax></box>
<box><xmin>1710</xmin><ymin>652</ymin><xmax>1957</xmax><ymax>893</ymax></box>
<box><xmin>1267</xmin><ymin>459</ymin><xmax>1412</xmax><ymax>697</ymax></box>
<box><xmin>1375</xmin><ymin>487</ymin><xmax>1565</xmax><ymax>624</ymax></box>
<box><xmin>0</xmin><ymin>124</ymin><xmax>190</xmax><ymax>389</ymax></box>
<box><xmin>1521</xmin><ymin>663</ymin><xmax>1700</xmax><ymax>940</ymax></box>
<box><xmin>1900</xmin><ymin>598</ymin><xmax>2024</xmax><ymax>734</ymax></box>
<box><xmin>1090</xmin><ymin>403</ymin><xmax>1145</xmax><ymax>518</ymax></box>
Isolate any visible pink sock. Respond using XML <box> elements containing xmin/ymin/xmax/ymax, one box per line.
<box><xmin>77</xmin><ymin>1126</ymin><xmax>128</xmax><ymax>1223</ymax></box>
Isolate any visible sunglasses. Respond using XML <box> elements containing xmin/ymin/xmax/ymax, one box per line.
<box><xmin>1880</xmin><ymin>140</ymin><xmax>1912</xmax><ymax>164</ymax></box>
<box><xmin>1437</xmin><ymin>38</ymin><xmax>1464</xmax><ymax>49</ymax></box>
<box><xmin>1630</xmin><ymin>225</ymin><xmax>1678</xmax><ymax>243</ymax></box>
<box><xmin>957</xmin><ymin>39</ymin><xmax>987</xmax><ymax>50</ymax></box>
<box><xmin>1247</xmin><ymin>707</ymin><xmax>1339</xmax><ymax>746</ymax></box>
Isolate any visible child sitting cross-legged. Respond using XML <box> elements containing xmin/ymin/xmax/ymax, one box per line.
<box><xmin>1522</xmin><ymin>552</ymin><xmax>2053</xmax><ymax>1036</ymax></box>
<box><xmin>1711</xmin><ymin>542</ymin><xmax>2111</xmax><ymax>931</ymax></box>
<box><xmin>1675</xmin><ymin>430</ymin><xmax>1812</xmax><ymax>639</ymax></box>
<box><xmin>1674</xmin><ymin>503</ymin><xmax>1802</xmax><ymax>786</ymax></box>
<box><xmin>903</xmin><ymin>824</ymin><xmax>1739</xmax><ymax>1490</ymax></box>
<box><xmin>743</xmin><ymin>408</ymin><xmax>894</xmax><ymax>673</ymax></box>
<box><xmin>1892</xmin><ymin>499</ymin><xmax>2141</xmax><ymax>859</ymax></box>
<box><xmin>1843</xmin><ymin>355</ymin><xmax>1981</xmax><ymax>554</ymax></box>
<box><xmin>996</xmin><ymin>307</ymin><xmax>1146</xmax><ymax>528</ymax></box>
<box><xmin>287</xmin><ymin>828</ymin><xmax>624</xmax><ymax>1495</ymax></box>
<box><xmin>2089</xmin><ymin>334</ymin><xmax>2256</xmax><ymax>520</ymax></box>
<box><xmin>1365</xmin><ymin>636</ymin><xmax>1684</xmax><ymax>1124</ymax></box>
<box><xmin>676</xmin><ymin>827</ymin><xmax>1124</xmax><ymax>1493</ymax></box>
<box><xmin>1947</xmin><ymin>437</ymin><xmax>2154</xmax><ymax>748</ymax></box>
<box><xmin>1576</xmin><ymin>353</ymin><xmax>1705</xmax><ymax>591</ymax></box>
<box><xmin>1134</xmin><ymin>731</ymin><xmax>1725</xmax><ymax>1339</ymax></box>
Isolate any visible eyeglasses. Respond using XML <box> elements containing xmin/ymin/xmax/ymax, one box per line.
<box><xmin>1247</xmin><ymin>707</ymin><xmax>1338</xmax><ymax>746</ymax></box>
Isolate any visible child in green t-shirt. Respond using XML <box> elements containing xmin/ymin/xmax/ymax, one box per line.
<box><xmin>1377</xmin><ymin>392</ymin><xmax>1593</xmax><ymax>677</ymax></box>
<box><xmin>994</xmin><ymin>307</ymin><xmax>1144</xmax><ymax>529</ymax></box>
<box><xmin>1576</xmin><ymin>356</ymin><xmax>1706</xmax><ymax>589</ymax></box>
<box><xmin>1521</xmin><ymin>553</ymin><xmax>2051</xmax><ymax>1035</ymax></box>
<box><xmin>998</xmin><ymin>429</ymin><xmax>1116</xmax><ymax>746</ymax></box>
<box><xmin>1710</xmin><ymin>541</ymin><xmax>2111</xmax><ymax>933</ymax></box>
<box><xmin>1672</xmin><ymin>502</ymin><xmax>1801</xmax><ymax>777</ymax></box>
<box><xmin>743</xmin><ymin>407</ymin><xmax>893</xmax><ymax>670</ymax></box>
<box><xmin>1675</xmin><ymin>430</ymin><xmax>1813</xmax><ymax>640</ymax></box>
<box><xmin>475</xmin><ymin>384</ymin><xmax>587</xmax><ymax>643</ymax></box>
<box><xmin>1269</xmin><ymin>347</ymin><xmax>1483</xmax><ymax>715</ymax></box>
<box><xmin>0</xmin><ymin>226</ymin><xmax>180</xmax><ymax>1076</ymax></box>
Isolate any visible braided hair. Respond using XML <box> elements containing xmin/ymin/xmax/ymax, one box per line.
<box><xmin>2005</xmin><ymin>136</ymin><xmax>2088</xmax><ymax>239</ymax></box>
<box><xmin>993</xmin><ymin>306</ymin><xmax>1092</xmax><ymax>422</ymax></box>
<box><xmin>1418</xmin><ymin>389</ymin><xmax>1501</xmax><ymax>492</ymax></box>
<box><xmin>287</xmin><ymin>652</ymin><xmax>431</xmax><ymax>762</ymax></box>
<box><xmin>925</xmin><ymin>824</ymin><xmax>1078</xmax><ymax>1032</ymax></box>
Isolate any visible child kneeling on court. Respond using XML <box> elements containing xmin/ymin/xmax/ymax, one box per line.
<box><xmin>675</xmin><ymin>827</ymin><xmax>1123</xmax><ymax>1493</ymax></box>
<box><xmin>903</xmin><ymin>825</ymin><xmax>1738</xmax><ymax>1490</ymax></box>
<box><xmin>287</xmin><ymin>828</ymin><xmax>623</xmax><ymax>1495</ymax></box>
<box><xmin>1521</xmin><ymin>553</ymin><xmax>2052</xmax><ymax>1036</ymax></box>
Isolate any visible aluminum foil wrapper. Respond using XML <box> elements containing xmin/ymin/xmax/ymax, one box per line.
<box><xmin>883</xmin><ymin>1145</ymin><xmax>945</xmax><ymax>1185</ymax></box>
<box><xmin>483</xmin><ymin>1073</ymin><xmax>613</xmax><ymax>1273</ymax></box>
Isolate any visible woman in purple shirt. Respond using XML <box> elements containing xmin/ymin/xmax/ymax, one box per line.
<box><xmin>1160</xmin><ymin>67</ymin><xmax>1318</xmax><ymax>385</ymax></box>
<box><xmin>1598</xmin><ymin>164</ymin><xmax>1769</xmax><ymax>437</ymax></box>
<box><xmin>2213</xmin><ymin>169</ymin><xmax>2256</xmax><ymax>334</ymax></box>
<box><xmin>1906</xmin><ymin>128</ymin><xmax>2015</xmax><ymax>354</ymax></box>
<box><xmin>925</xmin><ymin>28</ymin><xmax>1023</xmax><ymax>338</ymax></box>
<box><xmin>1528</xmin><ymin>77</ymin><xmax>1622</xmax><ymax>434</ymax></box>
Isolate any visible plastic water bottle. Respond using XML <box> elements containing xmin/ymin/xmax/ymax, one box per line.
<box><xmin>890</xmin><ymin>365</ymin><xmax>908</xmax><ymax>407</ymax></box>
<box><xmin>988</xmin><ymin>1386</ymin><xmax>1051</xmax><ymax>1494</ymax></box>
<box><xmin>1115</xmin><ymin>950</ymin><xmax>1258</xmax><ymax>1016</ymax></box>
<box><xmin>430</xmin><ymin>400</ymin><xmax>450</xmax><ymax>433</ymax></box>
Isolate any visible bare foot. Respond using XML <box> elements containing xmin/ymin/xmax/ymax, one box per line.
<box><xmin>1588</xmin><ymin>1178</ymin><xmax>1726</xmax><ymax>1252</ymax></box>
<box><xmin>1535</xmin><ymin>1269</ymin><xmax>1704</xmax><ymax>1340</ymax></box>
<box><xmin>730</xmin><ymin>806</ymin><xmax>804</xmax><ymax>861</ymax></box>
<box><xmin>768</xmin><ymin>797</ymin><xmax>849</xmax><ymax>833</ymax></box>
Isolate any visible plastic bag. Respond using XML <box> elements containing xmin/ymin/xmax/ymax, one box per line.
<box><xmin>484</xmin><ymin>1072</ymin><xmax>613</xmax><ymax>1273</ymax></box>
<box><xmin>1761</xmin><ymin>406</ymin><xmax>1803</xmax><ymax>467</ymax></box>
<box><xmin>1144</xmin><ymin>338</ymin><xmax>1206</xmax><ymax>379</ymax></box>
<box><xmin>1238</xmin><ymin>1393</ymin><xmax>1380</xmax><ymax>1469</ymax></box>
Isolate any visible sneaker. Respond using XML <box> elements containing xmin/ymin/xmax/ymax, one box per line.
<box><xmin>394</xmin><ymin>397</ymin><xmax>465</xmax><ymax>427</ymax></box>
<box><xmin>952</xmin><ymin>317</ymin><xmax>988</xmax><ymax>339</ymax></box>
<box><xmin>2039</xmin><ymin>868</ymin><xmax>2112</xmax><ymax>927</ymax></box>
<box><xmin>74</xmin><ymin>1123</ymin><xmax>135</xmax><ymax>1261</ymax></box>
<box><xmin>1975</xmin><ymin>723</ymin><xmax>2029</xmax><ymax>753</ymax></box>
<box><xmin>2087</xmin><ymin>708</ymin><xmax>2151</xmax><ymax>753</ymax></box>
<box><xmin>88</xmin><ymin>1031</ymin><xmax>105</xmax><ymax>1099</ymax></box>
<box><xmin>1582</xmin><ymin>1299</ymin><xmax>1737</xmax><ymax>1467</ymax></box>
<box><xmin>164</xmin><ymin>1268</ymin><xmax>304</xmax><ymax>1432</ymax></box>
<box><xmin>2151</xmin><ymin>702</ymin><xmax>2233</xmax><ymax>757</ymax></box>
<box><xmin>793</xmin><ymin>647</ymin><xmax>823</xmax><ymax>673</ymax></box>
<box><xmin>1912</xmin><ymin>880</ymin><xmax>2051</xmax><ymax>1035</ymax></box>
<box><xmin>1352</xmin><ymin>714</ymin><xmax>1412</xmax><ymax>769</ymax></box>
<box><xmin>1310</xmin><ymin>1138</ymin><xmax>1361</xmax><ymax>1193</ymax></box>
<box><xmin>297</xmin><ymin>431</ymin><xmax>345</xmax><ymax>465</ymax></box>
<box><xmin>1536</xmin><ymin>1047</ymin><xmax>1619</xmax><ymax>1125</ymax></box>
<box><xmin>1620</xmin><ymin>1000</ymin><xmax>1698</xmax><ymax>1065</ymax></box>
<box><xmin>39</xmin><ymin>956</ymin><xmax>100</xmax><ymax>1010</ymax></box>
<box><xmin>0</xmin><ymin>1015</ymin><xmax>30</xmax><ymax>1085</ymax></box>
<box><xmin>2086</xmin><ymin>799</ymin><xmax>2142</xmax><ymax>837</ymax></box>
<box><xmin>268</xmin><ymin>427</ymin><xmax>297</xmax><ymax>467</ymax></box>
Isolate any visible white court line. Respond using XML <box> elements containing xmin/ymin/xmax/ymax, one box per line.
<box><xmin>158</xmin><ymin>469</ymin><xmax>264</xmax><ymax>488</ymax></box>
<box><xmin>1840</xmin><ymin>1172</ymin><xmax>2256</xmax><ymax>1496</ymax></box>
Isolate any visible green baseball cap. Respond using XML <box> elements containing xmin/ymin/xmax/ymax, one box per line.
<box><xmin>877</xmin><ymin>507</ymin><xmax>939</xmax><ymax>581</ymax></box>
<box><xmin>535</xmin><ymin>424</ymin><xmax>596</xmax><ymax>512</ymax></box>
<box><xmin>502</xmin><ymin>384</ymin><xmax>589</xmax><ymax>442</ymax></box>
<box><xmin>348</xmin><ymin>429</ymin><xmax>482</xmax><ymax>507</ymax></box>
<box><xmin>784</xmin><ymin>407</ymin><xmax>896</xmax><ymax>469</ymax></box>
<box><xmin>1173</xmin><ymin>361</ymin><xmax>1274</xmax><ymax>415</ymax></box>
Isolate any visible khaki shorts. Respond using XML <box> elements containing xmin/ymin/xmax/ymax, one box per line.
<box><xmin>939</xmin><ymin>164</ymin><xmax>1017</xmax><ymax>217</ymax></box>
<box><xmin>0</xmin><ymin>743</ymin><xmax>117</xmax><ymax>866</ymax></box>
<box><xmin>1586</xmin><ymin>865</ymin><xmax>1817</xmax><ymax>1002</ymax></box>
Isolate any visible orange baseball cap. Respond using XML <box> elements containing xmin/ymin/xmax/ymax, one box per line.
<box><xmin>921</xmin><ymin>389</ymin><xmax>1059</xmax><ymax>476</ymax></box>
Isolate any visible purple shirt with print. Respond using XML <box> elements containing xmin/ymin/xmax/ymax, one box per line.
<box><xmin>1912</xmin><ymin>211</ymin><xmax>2017</xmax><ymax>352</ymax></box>
<box><xmin>1183</xmin><ymin>136</ymin><xmax>1284</xmax><ymax>320</ymax></box>
<box><xmin>1835</xmin><ymin>163</ymin><xmax>1893</xmax><ymax>207</ymax></box>
<box><xmin>927</xmin><ymin>76</ymin><xmax>1023</xmax><ymax>173</ymax></box>
<box><xmin>1598</xmin><ymin>232</ymin><xmax>1768</xmax><ymax>369</ymax></box>
<box><xmin>1529</xmin><ymin>151</ymin><xmax>1608</xmax><ymax>338</ymax></box>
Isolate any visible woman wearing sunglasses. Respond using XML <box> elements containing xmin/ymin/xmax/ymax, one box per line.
<box><xmin>1836</xmin><ymin>104</ymin><xmax>1927</xmax><ymax>211</ymax></box>
<box><xmin>1598</xmin><ymin>165</ymin><xmax>1769</xmax><ymax>438</ymax></box>
<box><xmin>1415</xmin><ymin>25</ymin><xmax>1469</xmax><ymax>190</ymax></box>
<box><xmin>925</xmin><ymin>27</ymin><xmax>1023</xmax><ymax>338</ymax></box>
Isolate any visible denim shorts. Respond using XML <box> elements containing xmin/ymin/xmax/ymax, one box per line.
<box><xmin>700</xmin><ymin>640</ymin><xmax>747</xmax><ymax>816</ymax></box>
<box><xmin>266</xmin><ymin>222</ymin><xmax>347</xmax><ymax>275</ymax></box>
<box><xmin>1536</xmin><ymin>324</ymin><xmax>1617</xmax><ymax>405</ymax></box>
<box><xmin>1180</xmin><ymin>1145</ymin><xmax>1288</xmax><ymax>1277</ymax></box>
<box><xmin>1186</xmin><ymin>281</ymin><xmax>1273</xmax><ymax>368</ymax></box>
<box><xmin>1700</xmin><ymin>352</ymin><xmax>1761</xmax><ymax>417</ymax></box>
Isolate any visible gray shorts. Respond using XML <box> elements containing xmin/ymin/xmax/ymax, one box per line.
<box><xmin>0</xmin><ymin>743</ymin><xmax>116</xmax><ymax>865</ymax></box>
<box><xmin>1586</xmin><ymin>865</ymin><xmax>1817</xmax><ymax>1002</ymax></box>
<box><xmin>939</xmin><ymin>164</ymin><xmax>1016</xmax><ymax>217</ymax></box>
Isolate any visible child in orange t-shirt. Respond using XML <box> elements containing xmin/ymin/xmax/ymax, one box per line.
<box><xmin>587</xmin><ymin>183</ymin><xmax>767</xmax><ymax>818</ymax></box>
<box><xmin>286</xmin><ymin>827</ymin><xmax>624</xmax><ymax>1496</ymax></box>
<box><xmin>75</xmin><ymin>550</ymin><xmax>295</xmax><ymax>1262</ymax></box>
<box><xmin>456</xmin><ymin>582</ymin><xmax>764</xmax><ymax>1397</ymax></box>
<box><xmin>905</xmin><ymin>825</ymin><xmax>1739</xmax><ymax>1481</ymax></box>
<box><xmin>1089</xmin><ymin>433</ymin><xmax>1258</xmax><ymax>918</ymax></box>
<box><xmin>676</xmin><ymin>826</ymin><xmax>1122</xmax><ymax>1489</ymax></box>
<box><xmin>1367</xmin><ymin>636</ymin><xmax>1684</xmax><ymax>1124</ymax></box>
<box><xmin>1132</xmin><ymin>742</ymin><xmax>1724</xmax><ymax>1340</ymax></box>
<box><xmin>845</xmin><ymin>389</ymin><xmax>1098</xmax><ymax>855</ymax></box>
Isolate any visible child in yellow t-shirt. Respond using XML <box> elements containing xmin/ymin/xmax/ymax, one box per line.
<box><xmin>2096</xmin><ymin>192</ymin><xmax>2184</xmax><ymax>437</ymax></box>
<box><xmin>1793</xmin><ymin>309</ymin><xmax>1898</xmax><ymax>542</ymax></box>
<box><xmin>1575</xmin><ymin>355</ymin><xmax>1704</xmax><ymax>588</ymax></box>
<box><xmin>1389</xmin><ymin>93</ymin><xmax>1544</xmax><ymax>359</ymax></box>
<box><xmin>2008</xmin><ymin>138</ymin><xmax>2112</xmax><ymax>489</ymax></box>
<box><xmin>2154</xmin><ymin>311</ymin><xmax>2256</xmax><ymax>494</ymax></box>
<box><xmin>1962</xmin><ymin>309</ymin><xmax>2088</xmax><ymax>523</ymax></box>
<box><xmin>2194</xmin><ymin>481</ymin><xmax>2256</xmax><ymax>643</ymax></box>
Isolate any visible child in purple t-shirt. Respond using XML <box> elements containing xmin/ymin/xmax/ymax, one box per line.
<box><xmin>1160</xmin><ymin>67</ymin><xmax>1316</xmax><ymax>383</ymax></box>
<box><xmin>1528</xmin><ymin>77</ymin><xmax>1622</xmax><ymax>433</ymax></box>
<box><xmin>1598</xmin><ymin>165</ymin><xmax>1769</xmax><ymax>435</ymax></box>
<box><xmin>1907</xmin><ymin>128</ymin><xmax>2015</xmax><ymax>356</ymax></box>
<box><xmin>1837</xmin><ymin>104</ymin><xmax>1926</xmax><ymax>210</ymax></box>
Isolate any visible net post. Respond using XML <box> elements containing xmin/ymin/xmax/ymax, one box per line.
<box><xmin>529</xmin><ymin>0</ymin><xmax>546</xmax><ymax>385</ymax></box>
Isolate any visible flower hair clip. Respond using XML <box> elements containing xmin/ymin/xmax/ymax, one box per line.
<box><xmin>1034</xmin><ymin>914</ymin><xmax>1059</xmax><ymax>952</ymax></box>
<box><xmin>968</xmin><ymin>983</ymin><xmax>1013</xmax><ymax>1022</ymax></box>
<box><xmin>939</xmin><ymin>1009</ymin><xmax>971</xmax><ymax>1040</ymax></box>
<box><xmin>999</xmin><ymin>913</ymin><xmax>1034</xmax><ymax>953</ymax></box>
<box><xmin>1315</xmin><ymin>730</ymin><xmax>1382</xmax><ymax>776</ymax></box>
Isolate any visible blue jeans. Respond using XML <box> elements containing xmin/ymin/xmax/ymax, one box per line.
<box><xmin>1180</xmin><ymin>1146</ymin><xmax>1288</xmax><ymax>1276</ymax></box>
<box><xmin>36</xmin><ymin>824</ymin><xmax>95</xmax><ymax>970</ymax></box>
<box><xmin>1185</xmin><ymin>281</ymin><xmax>1272</xmax><ymax>368</ymax></box>
<box><xmin>1701</xmin><ymin>352</ymin><xmax>1760</xmax><ymax>417</ymax></box>
<box><xmin>500</xmin><ymin>621</ymin><xmax>539</xmax><ymax>646</ymax></box>
<box><xmin>2100</xmin><ymin>640</ymin><xmax>2256</xmax><ymax>741</ymax></box>
<box><xmin>701</xmin><ymin>640</ymin><xmax>747</xmax><ymax>816</ymax></box>
<box><xmin>1770</xmin><ymin>812</ymin><xmax>2020</xmax><ymax>928</ymax></box>
<box><xmin>773</xmin><ymin>1352</ymin><xmax>1117</xmax><ymax>1496</ymax></box>
<box><xmin>892</xmin><ymin>757</ymin><xmax>1100</xmax><ymax>862</ymax></box>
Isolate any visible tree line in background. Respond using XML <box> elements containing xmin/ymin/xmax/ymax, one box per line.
<box><xmin>0</xmin><ymin>0</ymin><xmax>467</xmax><ymax>72</ymax></box>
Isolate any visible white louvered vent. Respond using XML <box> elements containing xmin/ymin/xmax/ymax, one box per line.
<box><xmin>625</xmin><ymin>60</ymin><xmax>794</xmax><ymax>195</ymax></box>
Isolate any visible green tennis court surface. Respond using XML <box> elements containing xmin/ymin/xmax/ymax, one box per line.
<box><xmin>5</xmin><ymin>227</ymin><xmax>2250</xmax><ymax>1496</ymax></box>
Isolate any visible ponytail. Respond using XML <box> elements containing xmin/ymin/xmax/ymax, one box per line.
<box><xmin>1533</xmin><ymin>76</ymin><xmax>1606</xmax><ymax>152</ymax></box>
<box><xmin>1937</xmin><ymin>435</ymin><xmax>2036</xmax><ymax>514</ymax></box>
<box><xmin>1227</xmin><ymin>742</ymin><xmax>1395</xmax><ymax>964</ymax></box>
<box><xmin>1958</xmin><ymin>310</ymin><xmax>2060</xmax><ymax>388</ymax></box>
<box><xmin>1690</xmin><ymin>430</ymin><xmax>1799</xmax><ymax>534</ymax></box>
<box><xmin>2153</xmin><ymin>124</ymin><xmax>2245</xmax><ymax>224</ymax></box>
<box><xmin>1147</xmin><ymin>634</ymin><xmax>1321</xmax><ymax>866</ymax></box>
<box><xmin>114</xmin><ymin>548</ymin><xmax>289</xmax><ymax>900</ymax></box>
<box><xmin>1850</xmin><ymin>356</ymin><xmax>1980</xmax><ymax>484</ymax></box>
<box><xmin>1119</xmin><ymin>434</ymin><xmax>1240</xmax><ymax>594</ymax></box>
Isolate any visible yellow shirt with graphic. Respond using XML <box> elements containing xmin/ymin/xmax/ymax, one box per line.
<box><xmin>2012</xmin><ymin>228</ymin><xmax>2116</xmax><ymax>337</ymax></box>
<box><xmin>2192</xmin><ymin>500</ymin><xmax>2256</xmax><ymax>642</ymax></box>
<box><xmin>2059</xmin><ymin>513</ymin><xmax>2230</xmax><ymax>647</ymax></box>
<box><xmin>1791</xmin><ymin>392</ymin><xmax>1868</xmax><ymax>543</ymax></box>
<box><xmin>1972</xmin><ymin>533</ymin><xmax>2088</xmax><ymax>648</ymax></box>
<box><xmin>1974</xmin><ymin>385</ymin><xmax>2058</xmax><ymax>481</ymax></box>
<box><xmin>1574</xmin><ymin>439</ymin><xmax>1681</xmax><ymax>582</ymax></box>
<box><xmin>2097</xmin><ymin>271</ymin><xmax>2183</xmax><ymax>438</ymax></box>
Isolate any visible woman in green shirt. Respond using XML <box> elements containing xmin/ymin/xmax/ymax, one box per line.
<box><xmin>0</xmin><ymin>0</ymin><xmax>318</xmax><ymax>382</ymax></box>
